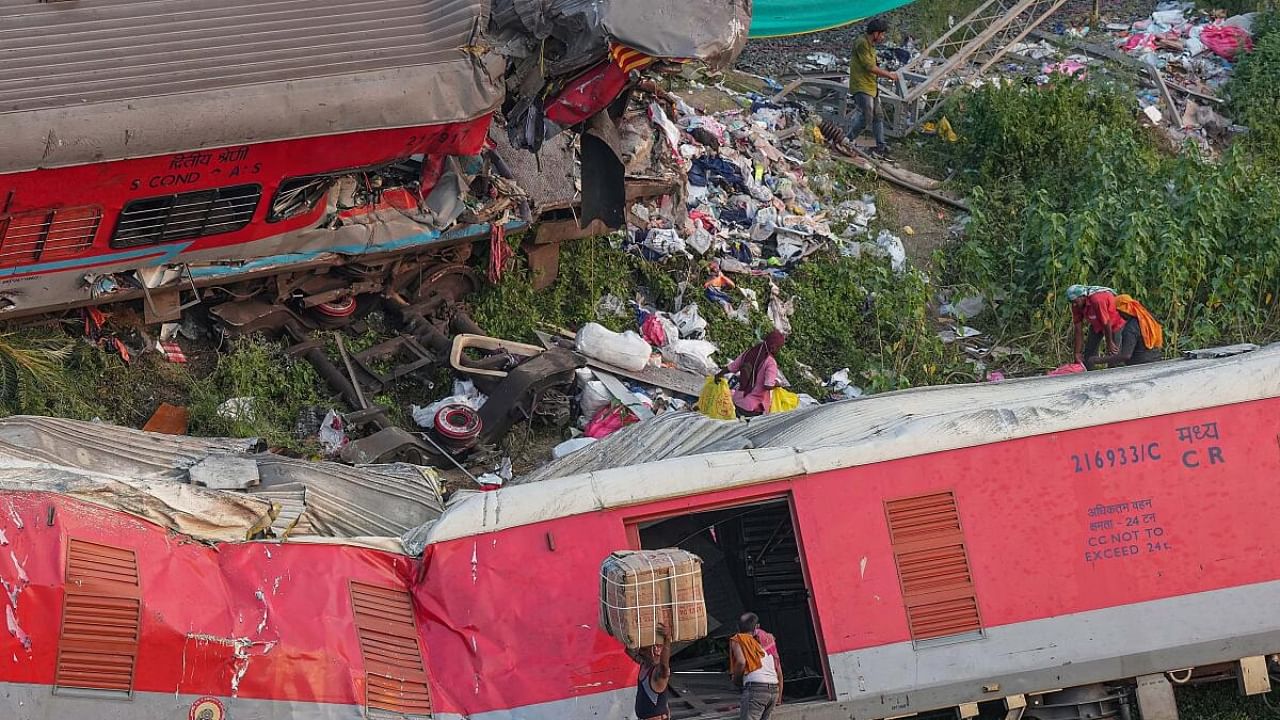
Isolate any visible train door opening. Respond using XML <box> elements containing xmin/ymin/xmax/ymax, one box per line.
<box><xmin>632</xmin><ymin>497</ymin><xmax>828</xmax><ymax>719</ymax></box>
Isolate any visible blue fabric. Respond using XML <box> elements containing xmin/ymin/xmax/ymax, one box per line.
<box><xmin>749</xmin><ymin>0</ymin><xmax>917</xmax><ymax>38</ymax></box>
<box><xmin>689</xmin><ymin>157</ymin><xmax>746</xmax><ymax>191</ymax></box>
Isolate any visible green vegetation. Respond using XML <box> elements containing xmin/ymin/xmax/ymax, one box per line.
<box><xmin>187</xmin><ymin>337</ymin><xmax>327</xmax><ymax>450</ymax></box>
<box><xmin>470</xmin><ymin>234</ymin><xmax>961</xmax><ymax>397</ymax></box>
<box><xmin>1178</xmin><ymin>684</ymin><xmax>1280</xmax><ymax>720</ymax></box>
<box><xmin>1227</xmin><ymin>11</ymin><xmax>1280</xmax><ymax>165</ymax></box>
<box><xmin>938</xmin><ymin>77</ymin><xmax>1280</xmax><ymax>360</ymax></box>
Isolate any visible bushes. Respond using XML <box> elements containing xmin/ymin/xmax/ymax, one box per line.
<box><xmin>1227</xmin><ymin>11</ymin><xmax>1280</xmax><ymax>165</ymax></box>
<box><xmin>188</xmin><ymin>337</ymin><xmax>326</xmax><ymax>450</ymax></box>
<box><xmin>942</xmin><ymin>79</ymin><xmax>1280</xmax><ymax>358</ymax></box>
<box><xmin>945</xmin><ymin>77</ymin><xmax>1142</xmax><ymax>195</ymax></box>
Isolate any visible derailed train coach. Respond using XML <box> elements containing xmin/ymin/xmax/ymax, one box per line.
<box><xmin>0</xmin><ymin>0</ymin><xmax>749</xmax><ymax>326</ymax></box>
<box><xmin>1</xmin><ymin>347</ymin><xmax>1279</xmax><ymax>719</ymax></box>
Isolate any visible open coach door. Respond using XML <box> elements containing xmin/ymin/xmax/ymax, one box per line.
<box><xmin>625</xmin><ymin>494</ymin><xmax>831</xmax><ymax>718</ymax></box>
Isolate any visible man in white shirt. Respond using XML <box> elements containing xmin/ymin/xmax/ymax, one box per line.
<box><xmin>728</xmin><ymin>613</ymin><xmax>782</xmax><ymax>720</ymax></box>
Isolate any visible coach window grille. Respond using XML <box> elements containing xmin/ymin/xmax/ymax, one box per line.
<box><xmin>111</xmin><ymin>185</ymin><xmax>260</xmax><ymax>248</ymax></box>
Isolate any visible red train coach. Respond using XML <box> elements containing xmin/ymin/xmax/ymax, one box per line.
<box><xmin>0</xmin><ymin>0</ymin><xmax>752</xmax><ymax>327</ymax></box>
<box><xmin>0</xmin><ymin>0</ymin><xmax>507</xmax><ymax>322</ymax></box>
<box><xmin>1</xmin><ymin>348</ymin><xmax>1278</xmax><ymax>720</ymax></box>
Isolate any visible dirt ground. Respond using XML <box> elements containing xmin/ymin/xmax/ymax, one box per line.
<box><xmin>877</xmin><ymin>182</ymin><xmax>959</xmax><ymax>267</ymax></box>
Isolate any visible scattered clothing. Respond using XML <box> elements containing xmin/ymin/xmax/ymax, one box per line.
<box><xmin>1200</xmin><ymin>24</ymin><xmax>1253</xmax><ymax>60</ymax></box>
<box><xmin>689</xmin><ymin>157</ymin><xmax>746</xmax><ymax>191</ymax></box>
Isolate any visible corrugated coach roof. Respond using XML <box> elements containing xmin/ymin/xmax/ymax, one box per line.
<box><xmin>426</xmin><ymin>346</ymin><xmax>1280</xmax><ymax>543</ymax></box>
<box><xmin>0</xmin><ymin>0</ymin><xmax>479</xmax><ymax>112</ymax></box>
<box><xmin>0</xmin><ymin>0</ymin><xmax>504</xmax><ymax>172</ymax></box>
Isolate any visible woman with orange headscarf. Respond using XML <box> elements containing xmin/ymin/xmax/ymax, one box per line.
<box><xmin>1066</xmin><ymin>284</ymin><xmax>1163</xmax><ymax>368</ymax></box>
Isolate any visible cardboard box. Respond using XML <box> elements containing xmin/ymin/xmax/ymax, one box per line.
<box><xmin>600</xmin><ymin>549</ymin><xmax>707</xmax><ymax>649</ymax></box>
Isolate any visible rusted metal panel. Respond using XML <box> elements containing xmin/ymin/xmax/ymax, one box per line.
<box><xmin>349</xmin><ymin>581</ymin><xmax>433</xmax><ymax>717</ymax></box>
<box><xmin>56</xmin><ymin>539</ymin><xmax>141</xmax><ymax>695</ymax></box>
<box><xmin>523</xmin><ymin>238</ymin><xmax>561</xmax><ymax>290</ymax></box>
<box><xmin>885</xmin><ymin>492</ymin><xmax>983</xmax><ymax>641</ymax></box>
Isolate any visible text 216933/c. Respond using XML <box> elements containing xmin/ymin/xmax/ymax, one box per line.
<box><xmin>1072</xmin><ymin>443</ymin><xmax>1161</xmax><ymax>473</ymax></box>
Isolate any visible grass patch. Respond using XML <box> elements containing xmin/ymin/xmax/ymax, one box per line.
<box><xmin>1178</xmin><ymin>683</ymin><xmax>1280</xmax><ymax>720</ymax></box>
<box><xmin>187</xmin><ymin>336</ymin><xmax>329</xmax><ymax>452</ymax></box>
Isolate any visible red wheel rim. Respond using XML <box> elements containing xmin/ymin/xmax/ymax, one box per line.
<box><xmin>434</xmin><ymin>404</ymin><xmax>482</xmax><ymax>441</ymax></box>
<box><xmin>314</xmin><ymin>296</ymin><xmax>358</xmax><ymax>317</ymax></box>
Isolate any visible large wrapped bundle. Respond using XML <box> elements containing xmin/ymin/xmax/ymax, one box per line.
<box><xmin>600</xmin><ymin>549</ymin><xmax>707</xmax><ymax>648</ymax></box>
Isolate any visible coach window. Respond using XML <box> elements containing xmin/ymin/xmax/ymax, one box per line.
<box><xmin>0</xmin><ymin>206</ymin><xmax>102</xmax><ymax>267</ymax></box>
<box><xmin>110</xmin><ymin>184</ymin><xmax>260</xmax><ymax>248</ymax></box>
<box><xmin>884</xmin><ymin>491</ymin><xmax>984</xmax><ymax>646</ymax></box>
<box><xmin>268</xmin><ymin>176</ymin><xmax>336</xmax><ymax>222</ymax></box>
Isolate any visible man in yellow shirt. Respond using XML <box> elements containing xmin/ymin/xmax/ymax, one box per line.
<box><xmin>847</xmin><ymin>18</ymin><xmax>899</xmax><ymax>158</ymax></box>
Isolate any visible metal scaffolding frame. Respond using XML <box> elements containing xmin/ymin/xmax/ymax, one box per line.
<box><xmin>784</xmin><ymin>0</ymin><xmax>1071</xmax><ymax>137</ymax></box>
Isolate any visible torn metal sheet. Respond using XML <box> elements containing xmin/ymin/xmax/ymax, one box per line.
<box><xmin>508</xmin><ymin>344</ymin><xmax>1279</xmax><ymax>489</ymax></box>
<box><xmin>0</xmin><ymin>417</ymin><xmax>445</xmax><ymax>549</ymax></box>
<box><xmin>0</xmin><ymin>490</ymin><xmax>418</xmax><ymax>713</ymax></box>
<box><xmin>0</xmin><ymin>416</ymin><xmax>260</xmax><ymax>482</ymax></box>
<box><xmin>489</xmin><ymin>126</ymin><xmax>580</xmax><ymax>214</ymax></box>
<box><xmin>0</xmin><ymin>463</ymin><xmax>273</xmax><ymax>543</ymax></box>
<box><xmin>492</xmin><ymin>0</ymin><xmax>751</xmax><ymax>71</ymax></box>
<box><xmin>255</xmin><ymin>460</ymin><xmax>444</xmax><ymax>543</ymax></box>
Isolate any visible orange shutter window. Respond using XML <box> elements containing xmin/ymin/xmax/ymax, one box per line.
<box><xmin>349</xmin><ymin>581</ymin><xmax>433</xmax><ymax>717</ymax></box>
<box><xmin>42</xmin><ymin>206</ymin><xmax>102</xmax><ymax>259</ymax></box>
<box><xmin>884</xmin><ymin>491</ymin><xmax>982</xmax><ymax>642</ymax></box>
<box><xmin>0</xmin><ymin>211</ymin><xmax>46</xmax><ymax>267</ymax></box>
<box><xmin>56</xmin><ymin>539</ymin><xmax>142</xmax><ymax>695</ymax></box>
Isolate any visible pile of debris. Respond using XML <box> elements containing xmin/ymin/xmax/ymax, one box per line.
<box><xmin>1112</xmin><ymin>3</ymin><xmax>1251</xmax><ymax>148</ymax></box>
<box><xmin>1009</xmin><ymin>2</ymin><xmax>1252</xmax><ymax>150</ymax></box>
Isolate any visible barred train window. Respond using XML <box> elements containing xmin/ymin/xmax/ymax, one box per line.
<box><xmin>0</xmin><ymin>206</ymin><xmax>101</xmax><ymax>267</ymax></box>
<box><xmin>111</xmin><ymin>185</ymin><xmax>260</xmax><ymax>248</ymax></box>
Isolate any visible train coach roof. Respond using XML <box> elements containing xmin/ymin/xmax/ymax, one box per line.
<box><xmin>425</xmin><ymin>345</ymin><xmax>1280</xmax><ymax>543</ymax></box>
<box><xmin>0</xmin><ymin>0</ymin><xmax>503</xmax><ymax>173</ymax></box>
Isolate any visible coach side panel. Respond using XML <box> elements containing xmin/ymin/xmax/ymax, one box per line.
<box><xmin>799</xmin><ymin>396</ymin><xmax>1280</xmax><ymax>717</ymax></box>
<box><xmin>413</xmin><ymin>397</ymin><xmax>1280</xmax><ymax>720</ymax></box>
<box><xmin>0</xmin><ymin>492</ymin><xmax>420</xmax><ymax>720</ymax></box>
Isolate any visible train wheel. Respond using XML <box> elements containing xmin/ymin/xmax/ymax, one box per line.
<box><xmin>413</xmin><ymin>263</ymin><xmax>481</xmax><ymax>306</ymax></box>
<box><xmin>306</xmin><ymin>295</ymin><xmax>363</xmax><ymax>329</ymax></box>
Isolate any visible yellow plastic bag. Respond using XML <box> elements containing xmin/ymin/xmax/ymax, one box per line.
<box><xmin>769</xmin><ymin>387</ymin><xmax>800</xmax><ymax>414</ymax></box>
<box><xmin>696</xmin><ymin>377</ymin><xmax>737</xmax><ymax>420</ymax></box>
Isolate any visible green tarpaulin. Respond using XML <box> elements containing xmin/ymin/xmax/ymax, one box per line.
<box><xmin>749</xmin><ymin>0</ymin><xmax>917</xmax><ymax>38</ymax></box>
